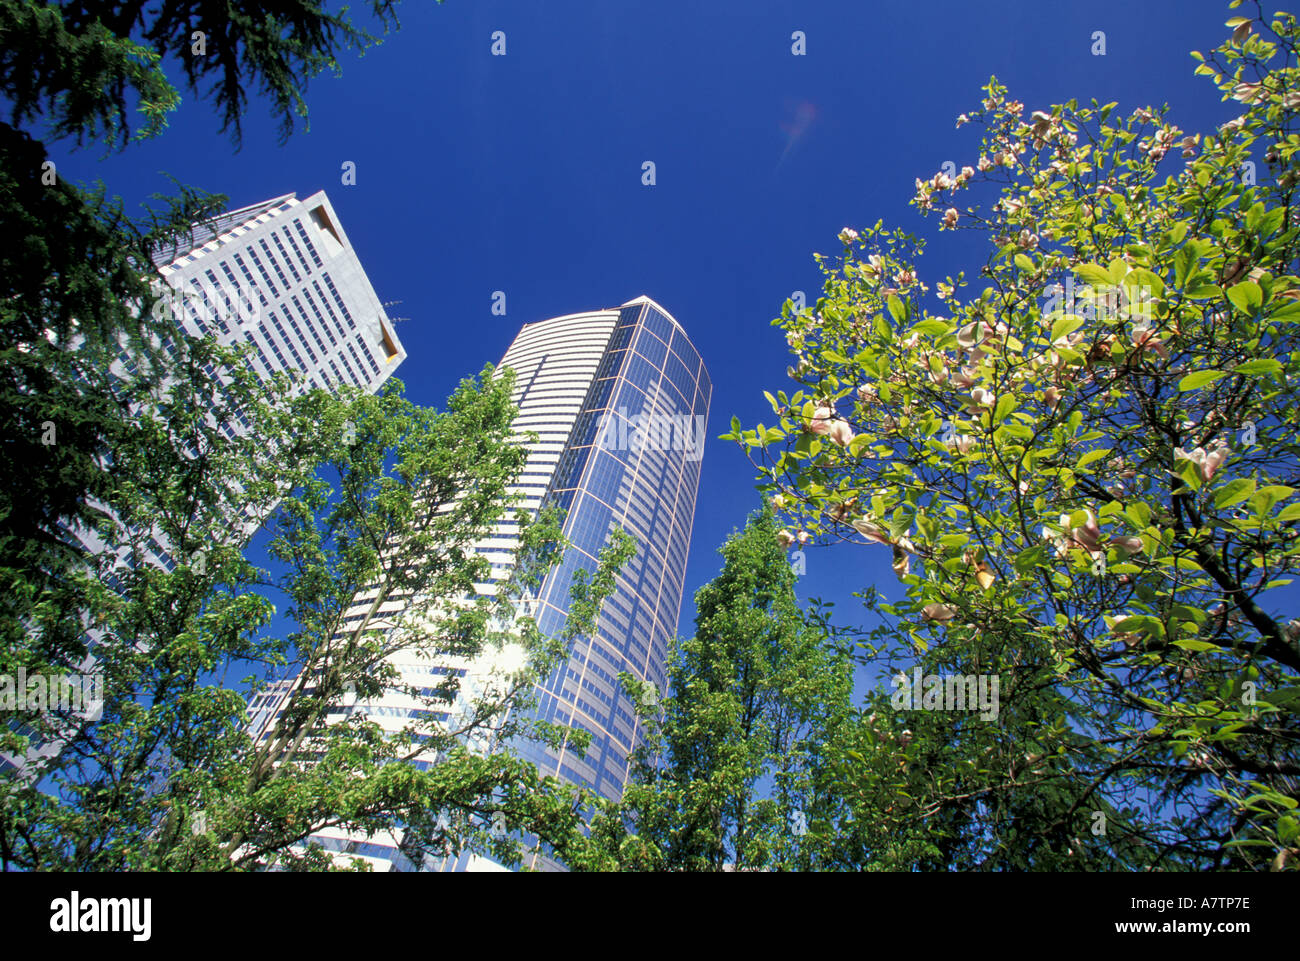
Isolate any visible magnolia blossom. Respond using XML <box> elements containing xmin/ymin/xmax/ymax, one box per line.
<box><xmin>942</xmin><ymin>208</ymin><xmax>960</xmax><ymax>229</ymax></box>
<box><xmin>949</xmin><ymin>434</ymin><xmax>976</xmax><ymax>455</ymax></box>
<box><xmin>796</xmin><ymin>530</ymin><xmax>811</xmax><ymax>546</ymax></box>
<box><xmin>1175</xmin><ymin>444</ymin><xmax>1228</xmax><ymax>482</ymax></box>
<box><xmin>1045</xmin><ymin>509</ymin><xmax>1104</xmax><ymax>559</ymax></box>
<box><xmin>891</xmin><ymin>545</ymin><xmax>910</xmax><ymax>579</ymax></box>
<box><xmin>839</xmin><ymin>227</ymin><xmax>860</xmax><ymax>244</ymax></box>
<box><xmin>970</xmin><ymin>387</ymin><xmax>996</xmax><ymax>408</ymax></box>
<box><xmin>827</xmin><ymin>419</ymin><xmax>855</xmax><ymax>447</ymax></box>
<box><xmin>829</xmin><ymin>498</ymin><xmax>858</xmax><ymax>522</ymax></box>
<box><xmin>805</xmin><ymin>405</ymin><xmax>835</xmax><ymax>436</ymax></box>
<box><xmin>1232</xmin><ymin>82</ymin><xmax>1265</xmax><ymax>103</ymax></box>
<box><xmin>1130</xmin><ymin>324</ymin><xmax>1169</xmax><ymax>360</ymax></box>
<box><xmin>1113</xmin><ymin>536</ymin><xmax>1144</xmax><ymax>555</ymax></box>
<box><xmin>857</xmin><ymin>383</ymin><xmax>878</xmax><ymax>405</ymax></box>
<box><xmin>777</xmin><ymin>530</ymin><xmax>795</xmax><ymax>550</ymax></box>
<box><xmin>952</xmin><ymin>365</ymin><xmax>978</xmax><ymax>389</ymax></box>
<box><xmin>963</xmin><ymin>551</ymin><xmax>996</xmax><ymax>590</ymax></box>
<box><xmin>960</xmin><ymin>165</ymin><xmax>975</xmax><ymax>181</ymax></box>
<box><xmin>1044</xmin><ymin>386</ymin><xmax>1062</xmax><ymax>409</ymax></box>
<box><xmin>772</xmin><ymin>494</ymin><xmax>787</xmax><ymax>510</ymax></box>
<box><xmin>1062</xmin><ymin>509</ymin><xmax>1103</xmax><ymax>554</ymax></box>
<box><xmin>921</xmin><ymin>602</ymin><xmax>958</xmax><ymax>622</ymax></box>
<box><xmin>852</xmin><ymin>517</ymin><xmax>891</xmax><ymax>546</ymax></box>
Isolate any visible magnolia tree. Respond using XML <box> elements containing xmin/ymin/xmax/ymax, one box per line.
<box><xmin>726</xmin><ymin>3</ymin><xmax>1300</xmax><ymax>868</ymax></box>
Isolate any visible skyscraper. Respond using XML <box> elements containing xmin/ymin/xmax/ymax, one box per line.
<box><xmin>508</xmin><ymin>297</ymin><xmax>710</xmax><ymax>804</ymax></box>
<box><xmin>1</xmin><ymin>190</ymin><xmax>406</xmax><ymax>777</ymax></box>
<box><xmin>151</xmin><ymin>190</ymin><xmax>406</xmax><ymax>395</ymax></box>
<box><xmin>258</xmin><ymin>296</ymin><xmax>710</xmax><ymax>871</ymax></box>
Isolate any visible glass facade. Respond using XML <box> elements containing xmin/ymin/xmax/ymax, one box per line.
<box><xmin>516</xmin><ymin>299</ymin><xmax>711</xmax><ymax>807</ymax></box>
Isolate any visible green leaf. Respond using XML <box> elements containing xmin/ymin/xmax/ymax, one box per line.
<box><xmin>886</xmin><ymin>295</ymin><xmax>907</xmax><ymax>324</ymax></box>
<box><xmin>1177</xmin><ymin>370</ymin><xmax>1226</xmax><ymax>391</ymax></box>
<box><xmin>1231</xmin><ymin>358</ymin><xmax>1282</xmax><ymax>376</ymax></box>
<box><xmin>1225</xmin><ymin>281</ymin><xmax>1263</xmax><ymax>315</ymax></box>
<box><xmin>1214</xmin><ymin>478</ymin><xmax>1256</xmax><ymax>510</ymax></box>
<box><xmin>1050</xmin><ymin>314</ymin><xmax>1084</xmax><ymax>344</ymax></box>
<box><xmin>1186</xmin><ymin>284</ymin><xmax>1222</xmax><ymax>300</ymax></box>
<box><xmin>1076</xmin><ymin>448</ymin><xmax>1110</xmax><ymax>470</ymax></box>
<box><xmin>1075</xmin><ymin>263</ymin><xmax>1111</xmax><ymax>287</ymax></box>
<box><xmin>911</xmin><ymin>318</ymin><xmax>950</xmax><ymax>337</ymax></box>
<box><xmin>1014</xmin><ymin>253</ymin><xmax>1035</xmax><ymax>273</ymax></box>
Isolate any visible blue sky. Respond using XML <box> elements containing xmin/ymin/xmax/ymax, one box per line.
<box><xmin>50</xmin><ymin>0</ymin><xmax>1259</xmax><ymax>659</ymax></box>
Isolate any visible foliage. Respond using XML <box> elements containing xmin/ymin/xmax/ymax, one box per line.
<box><xmin>1</xmin><ymin>361</ymin><xmax>633</xmax><ymax>870</ymax></box>
<box><xmin>572</xmin><ymin>506</ymin><xmax>854</xmax><ymax>871</ymax></box>
<box><xmin>0</xmin><ymin>0</ymin><xmax>411</xmax><ymax>149</ymax></box>
<box><xmin>726</xmin><ymin>2</ymin><xmax>1300</xmax><ymax>869</ymax></box>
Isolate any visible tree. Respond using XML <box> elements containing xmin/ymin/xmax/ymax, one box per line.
<box><xmin>1</xmin><ymin>357</ymin><xmax>634</xmax><ymax>870</ymax></box>
<box><xmin>1</xmin><ymin>0</ymin><xmax>411</xmax><ymax>149</ymax></box>
<box><xmin>0</xmin><ymin>0</ymin><xmax>422</xmax><ymax>675</ymax></box>
<box><xmin>572</xmin><ymin>506</ymin><xmax>854</xmax><ymax>871</ymax></box>
<box><xmin>726</xmin><ymin>2</ymin><xmax>1300</xmax><ymax>869</ymax></box>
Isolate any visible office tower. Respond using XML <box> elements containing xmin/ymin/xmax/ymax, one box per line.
<box><xmin>1</xmin><ymin>191</ymin><xmax>406</xmax><ymax>777</ymax></box>
<box><xmin>151</xmin><ymin>190</ymin><xmax>406</xmax><ymax>395</ymax></box>
<box><xmin>260</xmin><ymin>296</ymin><xmax>710</xmax><ymax>871</ymax></box>
<box><xmin>508</xmin><ymin>297</ymin><xmax>710</xmax><ymax>802</ymax></box>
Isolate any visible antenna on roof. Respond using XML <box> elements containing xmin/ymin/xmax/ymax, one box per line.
<box><xmin>381</xmin><ymin>300</ymin><xmax>410</xmax><ymax>324</ymax></box>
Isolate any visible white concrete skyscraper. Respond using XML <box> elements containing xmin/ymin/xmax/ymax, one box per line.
<box><xmin>151</xmin><ymin>190</ymin><xmax>406</xmax><ymax>395</ymax></box>
<box><xmin>2</xmin><ymin>190</ymin><xmax>406</xmax><ymax>778</ymax></box>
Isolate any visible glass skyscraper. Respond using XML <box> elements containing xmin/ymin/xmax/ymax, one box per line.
<box><xmin>256</xmin><ymin>296</ymin><xmax>710</xmax><ymax>871</ymax></box>
<box><xmin>514</xmin><ymin>297</ymin><xmax>710</xmax><ymax>804</ymax></box>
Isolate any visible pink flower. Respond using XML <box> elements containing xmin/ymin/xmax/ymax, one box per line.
<box><xmin>857</xmin><ymin>383</ymin><xmax>878</xmax><ymax>405</ymax></box>
<box><xmin>796</xmin><ymin>530</ymin><xmax>811</xmax><ymax>545</ymax></box>
<box><xmin>828</xmin><ymin>419</ymin><xmax>855</xmax><ymax>447</ymax></box>
<box><xmin>971</xmin><ymin>387</ymin><xmax>996</xmax><ymax>408</ymax></box>
<box><xmin>952</xmin><ymin>366</ymin><xmax>978</xmax><ymax>389</ymax></box>
<box><xmin>921</xmin><ymin>602</ymin><xmax>958</xmax><ymax>622</ymax></box>
<box><xmin>942</xmin><ymin>208</ymin><xmax>960</xmax><ymax>229</ymax></box>
<box><xmin>960</xmin><ymin>165</ymin><xmax>975</xmax><ymax>181</ymax></box>
<box><xmin>852</xmin><ymin>517</ymin><xmax>891</xmax><ymax>546</ymax></box>
<box><xmin>805</xmin><ymin>405</ymin><xmax>835</xmax><ymax>436</ymax></box>
<box><xmin>777</xmin><ymin>530</ymin><xmax>795</xmax><ymax>550</ymax></box>
<box><xmin>1175</xmin><ymin>445</ymin><xmax>1227</xmax><ymax>482</ymax></box>
<box><xmin>1061</xmin><ymin>509</ymin><xmax>1103</xmax><ymax>554</ymax></box>
<box><xmin>1044</xmin><ymin>386</ymin><xmax>1061</xmax><ymax>409</ymax></box>
<box><xmin>1131</xmin><ymin>324</ymin><xmax>1169</xmax><ymax>360</ymax></box>
<box><xmin>1113</xmin><ymin>536</ymin><xmax>1143</xmax><ymax>555</ymax></box>
<box><xmin>839</xmin><ymin>227</ymin><xmax>860</xmax><ymax>244</ymax></box>
<box><xmin>949</xmin><ymin>434</ymin><xmax>976</xmax><ymax>455</ymax></box>
<box><xmin>772</xmin><ymin>494</ymin><xmax>787</xmax><ymax>510</ymax></box>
